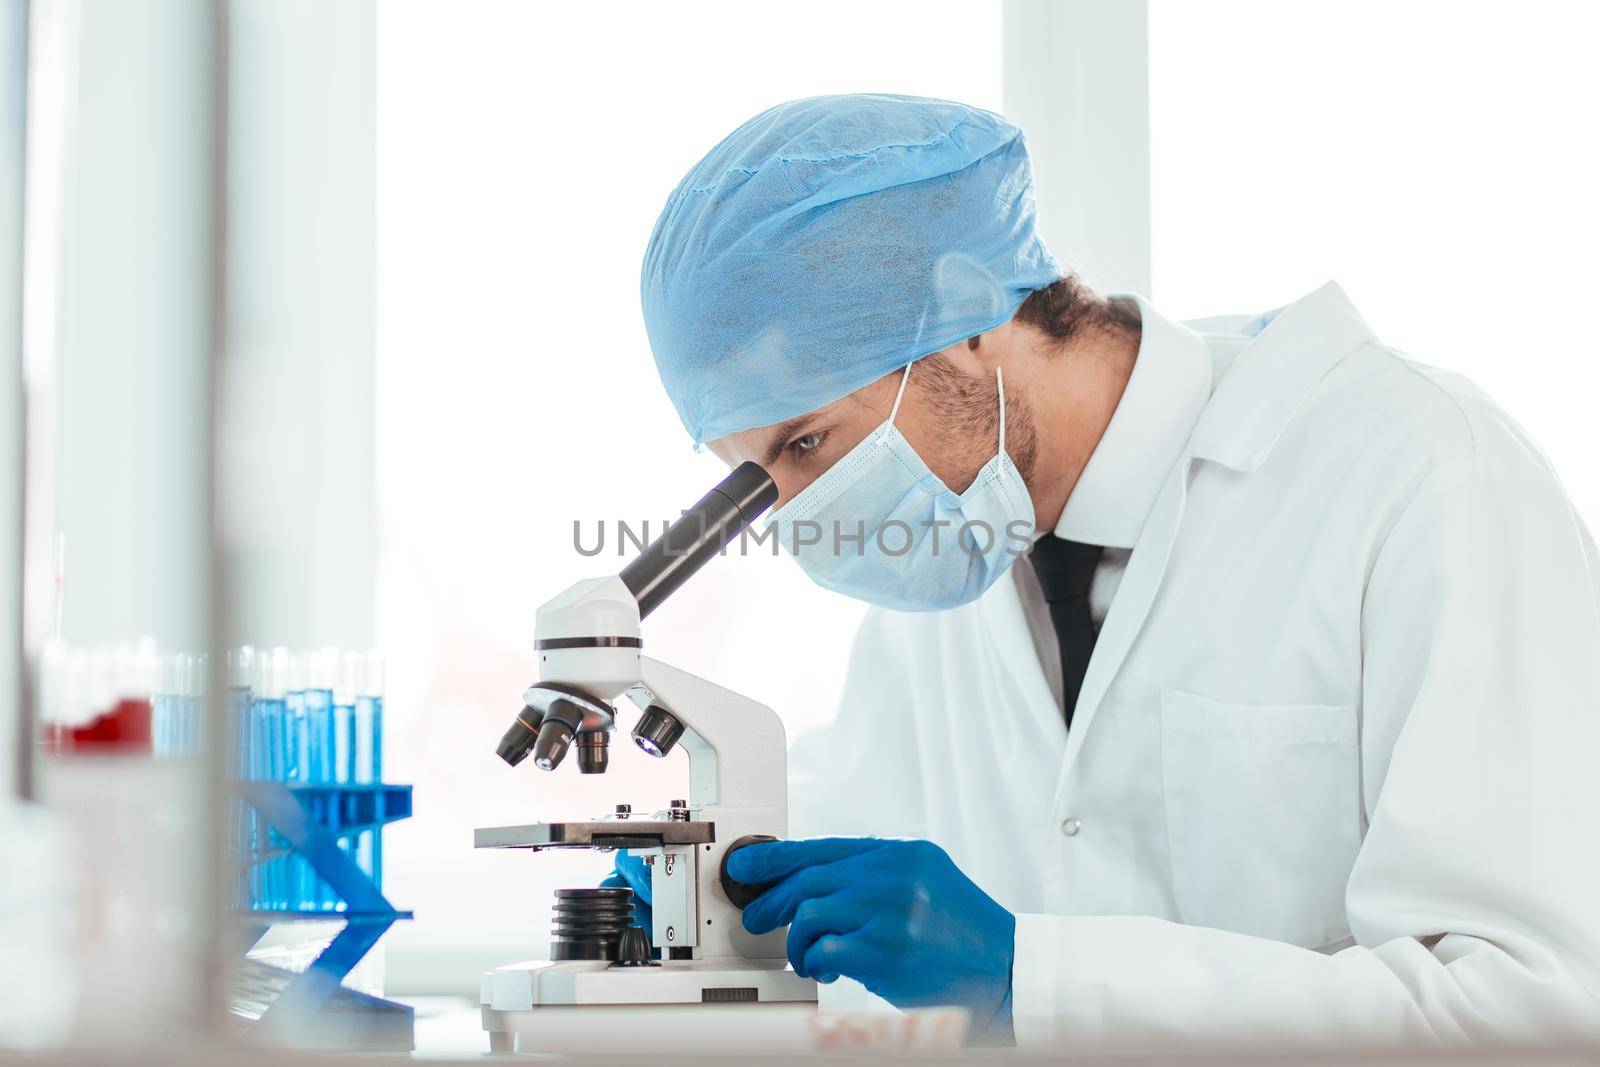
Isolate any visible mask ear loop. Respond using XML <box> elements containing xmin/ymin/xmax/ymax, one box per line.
<box><xmin>996</xmin><ymin>366</ymin><xmax>1007</xmax><ymax>456</ymax></box>
<box><xmin>880</xmin><ymin>362</ymin><xmax>914</xmax><ymax>443</ymax></box>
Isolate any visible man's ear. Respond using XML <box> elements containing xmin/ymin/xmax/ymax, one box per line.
<box><xmin>935</xmin><ymin>320</ymin><xmax>1014</xmax><ymax>376</ymax></box>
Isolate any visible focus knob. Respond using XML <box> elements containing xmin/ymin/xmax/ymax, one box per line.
<box><xmin>719</xmin><ymin>834</ymin><xmax>779</xmax><ymax>909</ymax></box>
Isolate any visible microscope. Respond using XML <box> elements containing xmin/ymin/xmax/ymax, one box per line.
<box><xmin>475</xmin><ymin>463</ymin><xmax>819</xmax><ymax>1054</ymax></box>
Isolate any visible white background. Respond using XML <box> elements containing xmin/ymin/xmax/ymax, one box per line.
<box><xmin>1149</xmin><ymin>0</ymin><xmax>1600</xmax><ymax>521</ymax></box>
<box><xmin>375</xmin><ymin>0</ymin><xmax>1600</xmax><ymax>992</ymax></box>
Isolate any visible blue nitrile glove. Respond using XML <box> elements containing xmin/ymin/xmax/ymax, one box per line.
<box><xmin>600</xmin><ymin>850</ymin><xmax>653</xmax><ymax>934</ymax></box>
<box><xmin>726</xmin><ymin>838</ymin><xmax>1015</xmax><ymax>1038</ymax></box>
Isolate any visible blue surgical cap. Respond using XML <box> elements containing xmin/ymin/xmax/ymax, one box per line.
<box><xmin>641</xmin><ymin>94</ymin><xmax>1061</xmax><ymax>446</ymax></box>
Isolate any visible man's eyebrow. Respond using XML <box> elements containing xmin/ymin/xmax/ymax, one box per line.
<box><xmin>759</xmin><ymin>415</ymin><xmax>814</xmax><ymax>468</ymax></box>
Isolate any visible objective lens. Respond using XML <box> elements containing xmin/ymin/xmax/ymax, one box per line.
<box><xmin>495</xmin><ymin>705</ymin><xmax>544</xmax><ymax>767</ymax></box>
<box><xmin>532</xmin><ymin>717</ymin><xmax>575</xmax><ymax>771</ymax></box>
<box><xmin>632</xmin><ymin>704</ymin><xmax>685</xmax><ymax>759</ymax></box>
<box><xmin>576</xmin><ymin>730</ymin><xmax>610</xmax><ymax>774</ymax></box>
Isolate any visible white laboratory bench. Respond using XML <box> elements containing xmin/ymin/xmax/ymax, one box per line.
<box><xmin>5</xmin><ymin>1001</ymin><xmax>1598</xmax><ymax>1065</ymax></box>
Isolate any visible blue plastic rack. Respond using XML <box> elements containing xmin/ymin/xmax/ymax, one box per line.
<box><xmin>232</xmin><ymin>780</ymin><xmax>414</xmax><ymax>1049</ymax></box>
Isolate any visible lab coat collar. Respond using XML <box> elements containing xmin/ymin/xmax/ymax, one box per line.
<box><xmin>1052</xmin><ymin>294</ymin><xmax>1214</xmax><ymax>549</ymax></box>
<box><xmin>1188</xmin><ymin>281</ymin><xmax>1377</xmax><ymax>472</ymax></box>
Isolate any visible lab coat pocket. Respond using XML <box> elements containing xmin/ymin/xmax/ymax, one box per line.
<box><xmin>1159</xmin><ymin>688</ymin><xmax>1360</xmax><ymax>949</ymax></box>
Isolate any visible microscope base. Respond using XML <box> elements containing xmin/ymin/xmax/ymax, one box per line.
<box><xmin>481</xmin><ymin>957</ymin><xmax>818</xmax><ymax>1054</ymax></box>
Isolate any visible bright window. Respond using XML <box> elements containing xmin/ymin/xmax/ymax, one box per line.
<box><xmin>376</xmin><ymin>0</ymin><xmax>1002</xmax><ymax>990</ymax></box>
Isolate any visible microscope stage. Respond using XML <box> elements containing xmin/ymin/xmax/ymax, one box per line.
<box><xmin>474</xmin><ymin>819</ymin><xmax>715</xmax><ymax>851</ymax></box>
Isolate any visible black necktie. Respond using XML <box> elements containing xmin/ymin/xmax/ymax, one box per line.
<box><xmin>1029</xmin><ymin>534</ymin><xmax>1104</xmax><ymax>728</ymax></box>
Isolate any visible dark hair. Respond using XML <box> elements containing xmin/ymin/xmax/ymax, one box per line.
<box><xmin>1014</xmin><ymin>274</ymin><xmax>1140</xmax><ymax>349</ymax></box>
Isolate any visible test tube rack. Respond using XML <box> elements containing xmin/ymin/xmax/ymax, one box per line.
<box><xmin>231</xmin><ymin>779</ymin><xmax>414</xmax><ymax>1050</ymax></box>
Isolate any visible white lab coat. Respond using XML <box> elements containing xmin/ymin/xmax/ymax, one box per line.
<box><xmin>787</xmin><ymin>282</ymin><xmax>1600</xmax><ymax>1048</ymax></box>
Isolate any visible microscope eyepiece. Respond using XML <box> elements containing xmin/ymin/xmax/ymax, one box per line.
<box><xmin>495</xmin><ymin>705</ymin><xmax>544</xmax><ymax>767</ymax></box>
<box><xmin>618</xmin><ymin>462</ymin><xmax>778</xmax><ymax>620</ymax></box>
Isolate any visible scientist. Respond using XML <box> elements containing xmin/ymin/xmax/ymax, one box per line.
<box><xmin>614</xmin><ymin>94</ymin><xmax>1600</xmax><ymax>1047</ymax></box>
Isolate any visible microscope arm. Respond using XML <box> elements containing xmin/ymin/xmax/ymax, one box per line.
<box><xmin>628</xmin><ymin>657</ymin><xmax>787</xmax><ymax>819</ymax></box>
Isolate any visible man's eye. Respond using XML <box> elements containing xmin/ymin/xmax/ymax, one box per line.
<box><xmin>789</xmin><ymin>431</ymin><xmax>828</xmax><ymax>460</ymax></box>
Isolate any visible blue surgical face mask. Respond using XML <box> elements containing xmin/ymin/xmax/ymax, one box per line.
<box><xmin>766</xmin><ymin>362</ymin><xmax>1036</xmax><ymax>612</ymax></box>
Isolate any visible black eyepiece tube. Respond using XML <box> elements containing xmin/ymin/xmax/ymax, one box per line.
<box><xmin>618</xmin><ymin>462</ymin><xmax>778</xmax><ymax>620</ymax></box>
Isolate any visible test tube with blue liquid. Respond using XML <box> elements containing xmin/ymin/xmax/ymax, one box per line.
<box><xmin>227</xmin><ymin>647</ymin><xmax>255</xmax><ymax>908</ymax></box>
<box><xmin>306</xmin><ymin>648</ymin><xmax>339</xmax><ymax>910</ymax></box>
<box><xmin>355</xmin><ymin>651</ymin><xmax>384</xmax><ymax>784</ymax></box>
<box><xmin>214</xmin><ymin>643</ymin><xmax>392</xmax><ymax>913</ymax></box>
<box><xmin>285</xmin><ymin>651</ymin><xmax>308</xmax><ymax>784</ymax></box>
<box><xmin>153</xmin><ymin>655</ymin><xmax>179</xmax><ymax>758</ymax></box>
<box><xmin>307</xmin><ymin>648</ymin><xmax>338</xmax><ymax>783</ymax></box>
<box><xmin>282</xmin><ymin>651</ymin><xmax>319</xmax><ymax>911</ymax></box>
<box><xmin>228</xmin><ymin>647</ymin><xmax>253</xmax><ymax>777</ymax></box>
<box><xmin>333</xmin><ymin>653</ymin><xmax>362</xmax><ymax>910</ymax></box>
<box><xmin>251</xmin><ymin>649</ymin><xmax>289</xmax><ymax>910</ymax></box>
<box><xmin>336</xmin><ymin>653</ymin><xmax>360</xmax><ymax>785</ymax></box>
<box><xmin>185</xmin><ymin>654</ymin><xmax>207</xmax><ymax>755</ymax></box>
<box><xmin>156</xmin><ymin>652</ymin><xmax>205</xmax><ymax>758</ymax></box>
<box><xmin>353</xmin><ymin>652</ymin><xmax>385</xmax><ymax>893</ymax></box>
